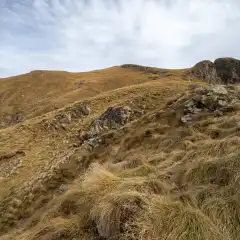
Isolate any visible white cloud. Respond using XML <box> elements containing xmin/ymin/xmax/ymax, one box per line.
<box><xmin>0</xmin><ymin>0</ymin><xmax>240</xmax><ymax>77</ymax></box>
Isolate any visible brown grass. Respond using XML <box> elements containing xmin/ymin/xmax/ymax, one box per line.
<box><xmin>137</xmin><ymin>197</ymin><xmax>226</xmax><ymax>240</ymax></box>
<box><xmin>0</xmin><ymin>64</ymin><xmax>240</xmax><ymax>239</ymax></box>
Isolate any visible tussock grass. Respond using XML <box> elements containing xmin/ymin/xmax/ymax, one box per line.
<box><xmin>61</xmin><ymin>164</ymin><xmax>173</xmax><ymax>239</ymax></box>
<box><xmin>26</xmin><ymin>216</ymin><xmax>85</xmax><ymax>240</ymax></box>
<box><xmin>137</xmin><ymin>196</ymin><xmax>226</xmax><ymax>240</ymax></box>
<box><xmin>184</xmin><ymin>152</ymin><xmax>240</xmax><ymax>186</ymax></box>
<box><xmin>4</xmin><ymin>113</ymin><xmax>240</xmax><ymax>240</ymax></box>
<box><xmin>201</xmin><ymin>196</ymin><xmax>240</xmax><ymax>239</ymax></box>
<box><xmin>202</xmin><ymin>137</ymin><xmax>240</xmax><ymax>156</ymax></box>
<box><xmin>90</xmin><ymin>190</ymin><xmax>146</xmax><ymax>239</ymax></box>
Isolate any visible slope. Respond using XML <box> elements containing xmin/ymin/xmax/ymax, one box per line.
<box><xmin>0</xmin><ymin>66</ymin><xmax>184</xmax><ymax>128</ymax></box>
<box><xmin>0</xmin><ymin>58</ymin><xmax>240</xmax><ymax>240</ymax></box>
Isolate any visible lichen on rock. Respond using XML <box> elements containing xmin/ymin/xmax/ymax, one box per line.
<box><xmin>169</xmin><ymin>84</ymin><xmax>240</xmax><ymax>123</ymax></box>
<box><xmin>80</xmin><ymin>105</ymin><xmax>145</xmax><ymax>150</ymax></box>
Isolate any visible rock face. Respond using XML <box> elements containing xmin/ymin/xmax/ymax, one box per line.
<box><xmin>214</xmin><ymin>58</ymin><xmax>240</xmax><ymax>84</ymax></box>
<box><xmin>191</xmin><ymin>58</ymin><xmax>240</xmax><ymax>84</ymax></box>
<box><xmin>191</xmin><ymin>60</ymin><xmax>220</xmax><ymax>84</ymax></box>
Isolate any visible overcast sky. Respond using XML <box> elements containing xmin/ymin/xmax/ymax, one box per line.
<box><xmin>0</xmin><ymin>0</ymin><xmax>240</xmax><ymax>77</ymax></box>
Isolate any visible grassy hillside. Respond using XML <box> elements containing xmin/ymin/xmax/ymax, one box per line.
<box><xmin>0</xmin><ymin>66</ymin><xmax>185</xmax><ymax>128</ymax></box>
<box><xmin>0</xmin><ymin>62</ymin><xmax>240</xmax><ymax>240</ymax></box>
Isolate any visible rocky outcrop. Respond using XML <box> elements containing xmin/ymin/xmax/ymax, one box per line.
<box><xmin>41</xmin><ymin>103</ymin><xmax>91</xmax><ymax>131</ymax></box>
<box><xmin>89</xmin><ymin>106</ymin><xmax>132</xmax><ymax>133</ymax></box>
<box><xmin>171</xmin><ymin>84</ymin><xmax>240</xmax><ymax>123</ymax></box>
<box><xmin>190</xmin><ymin>58</ymin><xmax>240</xmax><ymax>84</ymax></box>
<box><xmin>214</xmin><ymin>58</ymin><xmax>240</xmax><ymax>84</ymax></box>
<box><xmin>190</xmin><ymin>60</ymin><xmax>220</xmax><ymax>84</ymax></box>
<box><xmin>79</xmin><ymin>106</ymin><xmax>145</xmax><ymax>149</ymax></box>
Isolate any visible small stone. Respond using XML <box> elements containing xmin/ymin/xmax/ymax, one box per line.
<box><xmin>192</xmin><ymin>108</ymin><xmax>202</xmax><ymax>113</ymax></box>
<box><xmin>210</xmin><ymin>85</ymin><xmax>228</xmax><ymax>95</ymax></box>
<box><xmin>181</xmin><ymin>114</ymin><xmax>192</xmax><ymax>123</ymax></box>
<box><xmin>82</xmin><ymin>105</ymin><xmax>91</xmax><ymax>115</ymax></box>
<box><xmin>194</xmin><ymin>86</ymin><xmax>208</xmax><ymax>94</ymax></box>
<box><xmin>58</xmin><ymin>184</ymin><xmax>68</xmax><ymax>193</ymax></box>
<box><xmin>218</xmin><ymin>100</ymin><xmax>228</xmax><ymax>107</ymax></box>
<box><xmin>192</xmin><ymin>95</ymin><xmax>202</xmax><ymax>102</ymax></box>
<box><xmin>59</xmin><ymin>113</ymin><xmax>72</xmax><ymax>124</ymax></box>
<box><xmin>0</xmin><ymin>122</ymin><xmax>7</xmax><ymax>127</ymax></box>
<box><xmin>214</xmin><ymin>110</ymin><xmax>223</xmax><ymax>116</ymax></box>
<box><xmin>184</xmin><ymin>99</ymin><xmax>195</xmax><ymax>108</ymax></box>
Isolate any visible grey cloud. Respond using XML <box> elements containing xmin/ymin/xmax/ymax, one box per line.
<box><xmin>0</xmin><ymin>0</ymin><xmax>240</xmax><ymax>77</ymax></box>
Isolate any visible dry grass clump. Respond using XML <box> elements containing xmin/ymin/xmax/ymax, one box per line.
<box><xmin>90</xmin><ymin>190</ymin><xmax>146</xmax><ymax>239</ymax></box>
<box><xmin>80</xmin><ymin>164</ymin><xmax>157</xmax><ymax>239</ymax></box>
<box><xmin>80</xmin><ymin>160</ymin><xmax>238</xmax><ymax>240</ymax></box>
<box><xmin>184</xmin><ymin>152</ymin><xmax>240</xmax><ymax>186</ymax></box>
<box><xmin>201</xmin><ymin>195</ymin><xmax>240</xmax><ymax>239</ymax></box>
<box><xmin>10</xmin><ymin>113</ymin><xmax>238</xmax><ymax>240</ymax></box>
<box><xmin>3</xmin><ymin>128</ymin><xmax>240</xmax><ymax>240</ymax></box>
<box><xmin>137</xmin><ymin>196</ymin><xmax>226</xmax><ymax>240</ymax></box>
<box><xmin>30</xmin><ymin>163</ymin><xmax>172</xmax><ymax>240</ymax></box>
<box><xmin>81</xmin><ymin>163</ymin><xmax>121</xmax><ymax>199</ymax></box>
<box><xmin>24</xmin><ymin>216</ymin><xmax>87</xmax><ymax>240</ymax></box>
<box><xmin>200</xmin><ymin>137</ymin><xmax>240</xmax><ymax>157</ymax></box>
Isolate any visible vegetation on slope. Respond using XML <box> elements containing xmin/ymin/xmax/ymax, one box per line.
<box><xmin>0</xmin><ymin>59</ymin><xmax>240</xmax><ymax>240</ymax></box>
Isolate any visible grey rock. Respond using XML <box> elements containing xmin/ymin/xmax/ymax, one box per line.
<box><xmin>179</xmin><ymin>84</ymin><xmax>240</xmax><ymax>123</ymax></box>
<box><xmin>214</xmin><ymin>58</ymin><xmax>240</xmax><ymax>84</ymax></box>
<box><xmin>190</xmin><ymin>58</ymin><xmax>240</xmax><ymax>84</ymax></box>
<box><xmin>181</xmin><ymin>114</ymin><xmax>192</xmax><ymax>123</ymax></box>
<box><xmin>57</xmin><ymin>184</ymin><xmax>68</xmax><ymax>193</ymax></box>
<box><xmin>59</xmin><ymin>113</ymin><xmax>72</xmax><ymax>124</ymax></box>
<box><xmin>0</xmin><ymin>122</ymin><xmax>7</xmax><ymax>127</ymax></box>
<box><xmin>218</xmin><ymin>100</ymin><xmax>228</xmax><ymax>107</ymax></box>
<box><xmin>191</xmin><ymin>60</ymin><xmax>220</xmax><ymax>84</ymax></box>
<box><xmin>80</xmin><ymin>105</ymin><xmax>145</xmax><ymax>150</ymax></box>
<box><xmin>90</xmin><ymin>106</ymin><xmax>133</xmax><ymax>135</ymax></box>
<box><xmin>210</xmin><ymin>85</ymin><xmax>228</xmax><ymax>95</ymax></box>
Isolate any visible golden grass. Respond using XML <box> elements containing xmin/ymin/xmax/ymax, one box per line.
<box><xmin>0</xmin><ymin>65</ymin><xmax>185</xmax><ymax>126</ymax></box>
<box><xmin>137</xmin><ymin>197</ymin><xmax>226</xmax><ymax>240</ymax></box>
<box><xmin>201</xmin><ymin>196</ymin><xmax>240</xmax><ymax>239</ymax></box>
<box><xmin>1</xmin><ymin>64</ymin><xmax>240</xmax><ymax>239</ymax></box>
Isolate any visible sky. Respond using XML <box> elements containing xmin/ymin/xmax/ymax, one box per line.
<box><xmin>0</xmin><ymin>0</ymin><xmax>240</xmax><ymax>77</ymax></box>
